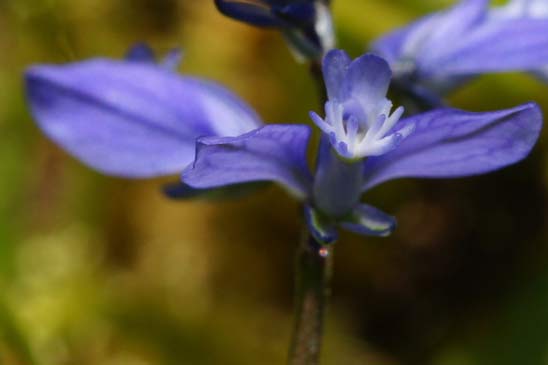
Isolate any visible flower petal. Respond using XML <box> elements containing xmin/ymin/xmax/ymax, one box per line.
<box><xmin>340</xmin><ymin>204</ymin><xmax>397</xmax><ymax>237</ymax></box>
<box><xmin>322</xmin><ymin>49</ymin><xmax>351</xmax><ymax>101</ymax></box>
<box><xmin>491</xmin><ymin>0</ymin><xmax>548</xmax><ymax>19</ymax></box>
<box><xmin>373</xmin><ymin>0</ymin><xmax>548</xmax><ymax>85</ymax></box>
<box><xmin>371</xmin><ymin>14</ymin><xmax>439</xmax><ymax>68</ymax></box>
<box><xmin>362</xmin><ymin>103</ymin><xmax>542</xmax><ymax>190</ymax></box>
<box><xmin>25</xmin><ymin>59</ymin><xmax>262</xmax><ymax>178</ymax></box>
<box><xmin>427</xmin><ymin>18</ymin><xmax>548</xmax><ymax>76</ymax></box>
<box><xmin>373</xmin><ymin>0</ymin><xmax>488</xmax><ymax>71</ymax></box>
<box><xmin>214</xmin><ymin>0</ymin><xmax>281</xmax><ymax>27</ymax></box>
<box><xmin>417</xmin><ymin>0</ymin><xmax>488</xmax><ymax>62</ymax></box>
<box><xmin>343</xmin><ymin>53</ymin><xmax>392</xmax><ymax>107</ymax></box>
<box><xmin>182</xmin><ymin>124</ymin><xmax>313</xmax><ymax>198</ymax></box>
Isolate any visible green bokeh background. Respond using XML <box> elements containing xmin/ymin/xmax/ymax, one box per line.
<box><xmin>1</xmin><ymin>1</ymin><xmax>548</xmax><ymax>364</ymax></box>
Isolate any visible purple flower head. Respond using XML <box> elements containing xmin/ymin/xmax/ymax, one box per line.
<box><xmin>372</xmin><ymin>0</ymin><xmax>548</xmax><ymax>105</ymax></box>
<box><xmin>25</xmin><ymin>45</ymin><xmax>262</xmax><ymax>178</ymax></box>
<box><xmin>182</xmin><ymin>49</ymin><xmax>543</xmax><ymax>243</ymax></box>
<box><xmin>24</xmin><ymin>45</ymin><xmax>544</xmax><ymax>243</ymax></box>
<box><xmin>214</xmin><ymin>0</ymin><xmax>334</xmax><ymax>59</ymax></box>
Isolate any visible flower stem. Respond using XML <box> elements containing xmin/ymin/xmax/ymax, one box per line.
<box><xmin>288</xmin><ymin>232</ymin><xmax>333</xmax><ymax>365</ymax></box>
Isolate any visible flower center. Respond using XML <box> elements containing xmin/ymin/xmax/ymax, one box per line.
<box><xmin>311</xmin><ymin>97</ymin><xmax>413</xmax><ymax>160</ymax></box>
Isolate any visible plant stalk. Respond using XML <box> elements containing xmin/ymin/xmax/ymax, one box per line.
<box><xmin>288</xmin><ymin>232</ymin><xmax>333</xmax><ymax>365</ymax></box>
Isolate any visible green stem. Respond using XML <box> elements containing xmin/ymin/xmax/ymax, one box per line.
<box><xmin>288</xmin><ymin>232</ymin><xmax>333</xmax><ymax>365</ymax></box>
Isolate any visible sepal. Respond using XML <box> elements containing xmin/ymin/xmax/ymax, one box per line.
<box><xmin>304</xmin><ymin>205</ymin><xmax>338</xmax><ymax>244</ymax></box>
<box><xmin>340</xmin><ymin>204</ymin><xmax>397</xmax><ymax>237</ymax></box>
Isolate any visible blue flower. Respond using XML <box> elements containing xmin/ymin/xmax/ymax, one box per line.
<box><xmin>25</xmin><ymin>48</ymin><xmax>542</xmax><ymax>243</ymax></box>
<box><xmin>181</xmin><ymin>50</ymin><xmax>542</xmax><ymax>243</ymax></box>
<box><xmin>371</xmin><ymin>0</ymin><xmax>548</xmax><ymax>107</ymax></box>
<box><xmin>214</xmin><ymin>0</ymin><xmax>334</xmax><ymax>59</ymax></box>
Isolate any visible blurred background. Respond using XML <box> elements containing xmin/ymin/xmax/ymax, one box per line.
<box><xmin>1</xmin><ymin>0</ymin><xmax>548</xmax><ymax>364</ymax></box>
